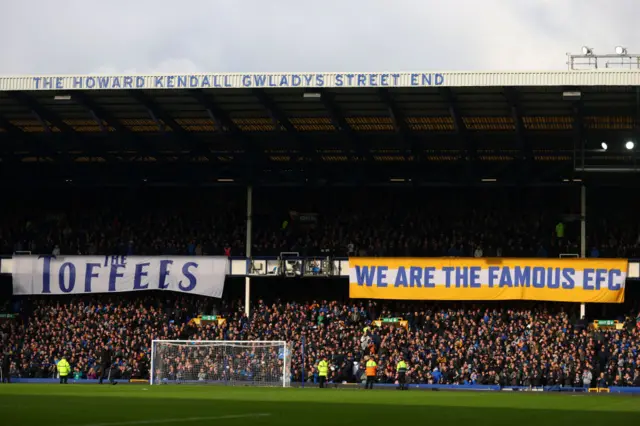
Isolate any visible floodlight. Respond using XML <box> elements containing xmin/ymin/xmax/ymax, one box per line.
<box><xmin>582</xmin><ymin>46</ymin><xmax>593</xmax><ymax>55</ymax></box>
<box><xmin>625</xmin><ymin>141</ymin><xmax>635</xmax><ymax>150</ymax></box>
<box><xmin>615</xmin><ymin>46</ymin><xmax>627</xmax><ymax>55</ymax></box>
<box><xmin>601</xmin><ymin>142</ymin><xmax>608</xmax><ymax>150</ymax></box>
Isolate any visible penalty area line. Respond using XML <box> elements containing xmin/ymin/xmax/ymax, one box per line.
<box><xmin>82</xmin><ymin>413</ymin><xmax>271</xmax><ymax>426</ymax></box>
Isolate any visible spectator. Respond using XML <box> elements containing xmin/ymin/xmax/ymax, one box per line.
<box><xmin>582</xmin><ymin>368</ymin><xmax>592</xmax><ymax>388</ymax></box>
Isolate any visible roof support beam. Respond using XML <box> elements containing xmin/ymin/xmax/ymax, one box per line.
<box><xmin>504</xmin><ymin>87</ymin><xmax>532</xmax><ymax>162</ymax></box>
<box><xmin>573</xmin><ymin>102</ymin><xmax>585</xmax><ymax>173</ymax></box>
<box><xmin>128</xmin><ymin>91</ymin><xmax>180</xmax><ymax>133</ymax></box>
<box><xmin>73</xmin><ymin>92</ymin><xmax>165</xmax><ymax>163</ymax></box>
<box><xmin>505</xmin><ymin>87</ymin><xmax>533</xmax><ymax>182</ymax></box>
<box><xmin>378</xmin><ymin>88</ymin><xmax>425</xmax><ymax>183</ymax></box>
<box><xmin>182</xmin><ymin>90</ymin><xmax>224</xmax><ymax>133</ymax></box>
<box><xmin>252</xmin><ymin>89</ymin><xmax>287</xmax><ymax>132</ymax></box>
<box><xmin>253</xmin><ymin>89</ymin><xmax>317</xmax><ymax>163</ymax></box>
<box><xmin>88</xmin><ymin>110</ymin><xmax>107</xmax><ymax>133</ymax></box>
<box><xmin>440</xmin><ymin>88</ymin><xmax>476</xmax><ymax>182</ymax></box>
<box><xmin>6</xmin><ymin>92</ymin><xmax>74</xmax><ymax>133</ymax></box>
<box><xmin>5</xmin><ymin>92</ymin><xmax>76</xmax><ymax>163</ymax></box>
<box><xmin>73</xmin><ymin>92</ymin><xmax>128</xmax><ymax>133</ymax></box>
<box><xmin>5</xmin><ymin>93</ymin><xmax>118</xmax><ymax>163</ymax></box>
<box><xmin>0</xmin><ymin>114</ymin><xmax>22</xmax><ymax>134</ymax></box>
<box><xmin>319</xmin><ymin>90</ymin><xmax>371</xmax><ymax>162</ymax></box>
<box><xmin>33</xmin><ymin>110</ymin><xmax>52</xmax><ymax>134</ymax></box>
<box><xmin>147</xmin><ymin>110</ymin><xmax>166</xmax><ymax>133</ymax></box>
<box><xmin>128</xmin><ymin>91</ymin><xmax>216</xmax><ymax>163</ymax></box>
<box><xmin>205</xmin><ymin>109</ymin><xmax>224</xmax><ymax>132</ymax></box>
<box><xmin>378</xmin><ymin>88</ymin><xmax>418</xmax><ymax>160</ymax></box>
<box><xmin>0</xmin><ymin>114</ymin><xmax>21</xmax><ymax>164</ymax></box>
<box><xmin>440</xmin><ymin>88</ymin><xmax>476</xmax><ymax>161</ymax></box>
<box><xmin>191</xmin><ymin>90</ymin><xmax>266</xmax><ymax>167</ymax></box>
<box><xmin>190</xmin><ymin>90</ymin><xmax>230</xmax><ymax>132</ymax></box>
<box><xmin>0</xmin><ymin>113</ymin><xmax>69</xmax><ymax>165</ymax></box>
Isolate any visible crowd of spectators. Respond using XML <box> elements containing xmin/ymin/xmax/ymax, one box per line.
<box><xmin>1</xmin><ymin>294</ymin><xmax>639</xmax><ymax>388</ymax></box>
<box><xmin>2</xmin><ymin>187</ymin><xmax>640</xmax><ymax>388</ymax></box>
<box><xmin>3</xmin><ymin>187</ymin><xmax>640</xmax><ymax>259</ymax></box>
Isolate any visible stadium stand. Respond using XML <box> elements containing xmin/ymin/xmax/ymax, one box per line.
<box><xmin>1</xmin><ymin>70</ymin><xmax>640</xmax><ymax>395</ymax></box>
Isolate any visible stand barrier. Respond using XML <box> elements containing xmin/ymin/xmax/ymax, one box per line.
<box><xmin>6</xmin><ymin>378</ymin><xmax>640</xmax><ymax>394</ymax></box>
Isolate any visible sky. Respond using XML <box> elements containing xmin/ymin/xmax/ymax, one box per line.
<box><xmin>1</xmin><ymin>0</ymin><xmax>638</xmax><ymax>75</ymax></box>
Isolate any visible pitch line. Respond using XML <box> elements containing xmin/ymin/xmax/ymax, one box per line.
<box><xmin>83</xmin><ymin>413</ymin><xmax>271</xmax><ymax>426</ymax></box>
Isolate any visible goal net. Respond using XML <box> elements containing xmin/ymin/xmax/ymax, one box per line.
<box><xmin>150</xmin><ymin>340</ymin><xmax>292</xmax><ymax>387</ymax></box>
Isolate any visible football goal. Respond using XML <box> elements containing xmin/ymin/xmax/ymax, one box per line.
<box><xmin>150</xmin><ymin>340</ymin><xmax>292</xmax><ymax>387</ymax></box>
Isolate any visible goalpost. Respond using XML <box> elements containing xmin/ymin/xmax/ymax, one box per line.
<box><xmin>150</xmin><ymin>340</ymin><xmax>292</xmax><ymax>387</ymax></box>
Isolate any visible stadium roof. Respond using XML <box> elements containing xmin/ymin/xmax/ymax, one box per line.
<box><xmin>1</xmin><ymin>70</ymin><xmax>640</xmax><ymax>187</ymax></box>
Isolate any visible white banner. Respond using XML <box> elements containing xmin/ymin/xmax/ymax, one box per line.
<box><xmin>12</xmin><ymin>256</ymin><xmax>228</xmax><ymax>298</ymax></box>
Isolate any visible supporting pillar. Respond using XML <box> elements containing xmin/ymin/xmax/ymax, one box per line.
<box><xmin>245</xmin><ymin>185</ymin><xmax>253</xmax><ymax>317</ymax></box>
<box><xmin>580</xmin><ymin>185</ymin><xmax>586</xmax><ymax>319</ymax></box>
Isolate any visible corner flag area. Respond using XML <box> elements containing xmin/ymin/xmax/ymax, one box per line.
<box><xmin>1</xmin><ymin>386</ymin><xmax>639</xmax><ymax>426</ymax></box>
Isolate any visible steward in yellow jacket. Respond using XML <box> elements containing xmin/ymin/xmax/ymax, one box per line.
<box><xmin>396</xmin><ymin>359</ymin><xmax>408</xmax><ymax>390</ymax></box>
<box><xmin>57</xmin><ymin>356</ymin><xmax>71</xmax><ymax>384</ymax></box>
<box><xmin>317</xmin><ymin>357</ymin><xmax>329</xmax><ymax>388</ymax></box>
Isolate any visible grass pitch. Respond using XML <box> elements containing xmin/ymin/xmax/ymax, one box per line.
<box><xmin>1</xmin><ymin>385</ymin><xmax>639</xmax><ymax>425</ymax></box>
